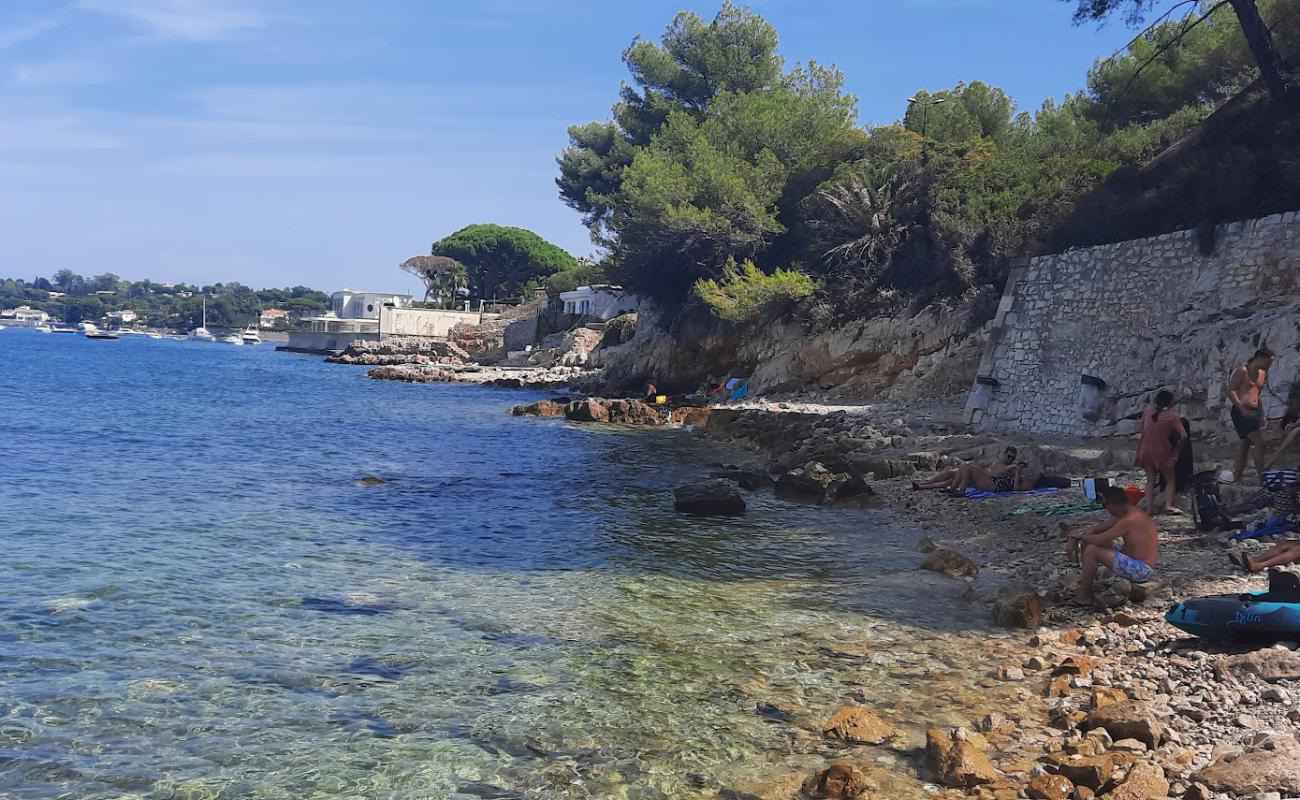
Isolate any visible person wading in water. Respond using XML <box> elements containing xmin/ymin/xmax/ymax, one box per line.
<box><xmin>1226</xmin><ymin>346</ymin><xmax>1275</xmax><ymax>483</ymax></box>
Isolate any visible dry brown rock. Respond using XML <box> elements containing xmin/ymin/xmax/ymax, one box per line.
<box><xmin>1089</xmin><ymin>687</ymin><xmax>1127</xmax><ymax>710</ymax></box>
<box><xmin>1053</xmin><ymin>655</ymin><xmax>1099</xmax><ymax>677</ymax></box>
<box><xmin>992</xmin><ymin>588</ymin><xmax>1046</xmax><ymax>629</ymax></box>
<box><xmin>509</xmin><ymin>400</ymin><xmax>567</xmax><ymax>417</ymax></box>
<box><xmin>1103</xmin><ymin>611</ymin><xmax>1141</xmax><ymax>627</ymax></box>
<box><xmin>1105</xmin><ymin>761</ymin><xmax>1168</xmax><ymax>800</ymax></box>
<box><xmin>920</xmin><ymin>549</ymin><xmax>979</xmax><ymax>578</ymax></box>
<box><xmin>565</xmin><ymin>398</ymin><xmax>610</xmax><ymax>423</ymax></box>
<box><xmin>669</xmin><ymin>406</ymin><xmax>712</xmax><ymax>427</ymax></box>
<box><xmin>1194</xmin><ymin>735</ymin><xmax>1300</xmax><ymax>795</ymax></box>
<box><xmin>822</xmin><ymin>706</ymin><xmax>895</xmax><ymax>745</ymax></box>
<box><xmin>1049</xmin><ymin>754</ymin><xmax>1115</xmax><ymax>790</ymax></box>
<box><xmin>1214</xmin><ymin>648</ymin><xmax>1300</xmax><ymax>683</ymax></box>
<box><xmin>1082</xmin><ymin>703</ymin><xmax>1163</xmax><ymax>749</ymax></box>
<box><xmin>1026</xmin><ymin>773</ymin><xmax>1074</xmax><ymax>800</ymax></box>
<box><xmin>807</xmin><ymin>762</ymin><xmax>867</xmax><ymax>799</ymax></box>
<box><xmin>924</xmin><ymin>725</ymin><xmax>997</xmax><ymax>789</ymax></box>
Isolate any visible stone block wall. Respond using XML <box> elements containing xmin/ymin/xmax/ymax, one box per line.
<box><xmin>965</xmin><ymin>211</ymin><xmax>1300</xmax><ymax>437</ymax></box>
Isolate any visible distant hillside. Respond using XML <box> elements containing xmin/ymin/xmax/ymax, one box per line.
<box><xmin>1050</xmin><ymin>75</ymin><xmax>1300</xmax><ymax>252</ymax></box>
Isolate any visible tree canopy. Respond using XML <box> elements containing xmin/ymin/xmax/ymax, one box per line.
<box><xmin>429</xmin><ymin>224</ymin><xmax>576</xmax><ymax>301</ymax></box>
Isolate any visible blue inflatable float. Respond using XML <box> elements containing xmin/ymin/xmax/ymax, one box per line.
<box><xmin>1165</xmin><ymin>570</ymin><xmax>1300</xmax><ymax>642</ymax></box>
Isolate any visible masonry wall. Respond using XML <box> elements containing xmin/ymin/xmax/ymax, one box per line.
<box><xmin>379</xmin><ymin>306</ymin><xmax>499</xmax><ymax>338</ymax></box>
<box><xmin>965</xmin><ymin>211</ymin><xmax>1300</xmax><ymax>437</ymax></box>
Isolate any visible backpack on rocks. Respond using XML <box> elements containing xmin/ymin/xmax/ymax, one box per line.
<box><xmin>1192</xmin><ymin>470</ymin><xmax>1234</xmax><ymax>532</ymax></box>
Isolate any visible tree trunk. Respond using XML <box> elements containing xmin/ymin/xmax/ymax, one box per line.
<box><xmin>1227</xmin><ymin>0</ymin><xmax>1294</xmax><ymax>102</ymax></box>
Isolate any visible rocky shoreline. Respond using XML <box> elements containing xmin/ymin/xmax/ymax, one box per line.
<box><xmin>510</xmin><ymin>393</ymin><xmax>1300</xmax><ymax>800</ymax></box>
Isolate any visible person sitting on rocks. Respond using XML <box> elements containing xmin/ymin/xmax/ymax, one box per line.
<box><xmin>643</xmin><ymin>381</ymin><xmax>658</xmax><ymax>403</ymax></box>
<box><xmin>1066</xmin><ymin>486</ymin><xmax>1158</xmax><ymax>606</ymax></box>
<box><xmin>1231</xmin><ymin>534</ymin><xmax>1300</xmax><ymax>572</ymax></box>
<box><xmin>912</xmin><ymin>446</ymin><xmax>1020</xmax><ymax>494</ymax></box>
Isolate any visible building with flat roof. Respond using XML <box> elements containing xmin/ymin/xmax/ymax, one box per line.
<box><xmin>559</xmin><ymin>285</ymin><xmax>640</xmax><ymax>321</ymax></box>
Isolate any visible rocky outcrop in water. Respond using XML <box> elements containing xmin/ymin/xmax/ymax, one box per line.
<box><xmin>673</xmin><ymin>480</ymin><xmax>745</xmax><ymax>516</ymax></box>
<box><xmin>327</xmin><ymin>337</ymin><xmax>469</xmax><ymax>366</ymax></box>
<box><xmin>367</xmin><ymin>363</ymin><xmax>588</xmax><ymax>388</ymax></box>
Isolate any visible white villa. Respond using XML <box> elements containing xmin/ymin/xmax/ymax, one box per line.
<box><xmin>559</xmin><ymin>285</ymin><xmax>640</xmax><ymax>321</ymax></box>
<box><xmin>330</xmin><ymin>290</ymin><xmax>412</xmax><ymax>320</ymax></box>
<box><xmin>106</xmin><ymin>309</ymin><xmax>138</xmax><ymax>324</ymax></box>
<box><xmin>0</xmin><ymin>305</ymin><xmax>51</xmax><ymax>326</ymax></box>
<box><xmin>259</xmin><ymin>308</ymin><xmax>290</xmax><ymax>328</ymax></box>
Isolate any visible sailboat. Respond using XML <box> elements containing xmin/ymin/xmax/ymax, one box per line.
<box><xmin>189</xmin><ymin>298</ymin><xmax>216</xmax><ymax>341</ymax></box>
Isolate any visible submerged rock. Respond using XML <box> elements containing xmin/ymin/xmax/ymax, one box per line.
<box><xmin>807</xmin><ymin>762</ymin><xmax>867</xmax><ymax>799</ymax></box>
<box><xmin>920</xmin><ymin>549</ymin><xmax>979</xmax><ymax>578</ymax></box>
<box><xmin>355</xmin><ymin>476</ymin><xmax>388</xmax><ymax>487</ymax></box>
<box><xmin>991</xmin><ymin>587</ymin><xmax>1045</xmax><ymax>629</ymax></box>
<box><xmin>822</xmin><ymin>706</ymin><xmax>895</xmax><ymax>745</ymax></box>
<box><xmin>673</xmin><ymin>480</ymin><xmax>745</xmax><ymax>516</ymax></box>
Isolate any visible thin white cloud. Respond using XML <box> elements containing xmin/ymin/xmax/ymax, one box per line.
<box><xmin>9</xmin><ymin>56</ymin><xmax>115</xmax><ymax>88</ymax></box>
<box><xmin>76</xmin><ymin>0</ymin><xmax>267</xmax><ymax>41</ymax></box>
<box><xmin>0</xmin><ymin>16</ymin><xmax>62</xmax><ymax>49</ymax></box>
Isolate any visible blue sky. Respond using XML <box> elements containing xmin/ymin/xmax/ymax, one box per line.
<box><xmin>0</xmin><ymin>0</ymin><xmax>1146</xmax><ymax>295</ymax></box>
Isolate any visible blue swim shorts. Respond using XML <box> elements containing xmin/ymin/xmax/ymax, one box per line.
<box><xmin>1110</xmin><ymin>543</ymin><xmax>1154</xmax><ymax>582</ymax></box>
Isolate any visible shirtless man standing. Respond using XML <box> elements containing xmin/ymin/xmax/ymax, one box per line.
<box><xmin>1067</xmin><ymin>486</ymin><xmax>1158</xmax><ymax>606</ymax></box>
<box><xmin>1227</xmin><ymin>346</ymin><xmax>1275</xmax><ymax>483</ymax></box>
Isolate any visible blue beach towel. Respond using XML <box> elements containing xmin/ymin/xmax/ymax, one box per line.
<box><xmin>964</xmin><ymin>487</ymin><xmax>1059</xmax><ymax>500</ymax></box>
<box><xmin>729</xmin><ymin>381</ymin><xmax>749</xmax><ymax>401</ymax></box>
<box><xmin>1231</xmin><ymin>514</ymin><xmax>1298</xmax><ymax>541</ymax></box>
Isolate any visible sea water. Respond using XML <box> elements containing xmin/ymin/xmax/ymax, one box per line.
<box><xmin>0</xmin><ymin>330</ymin><xmax>1022</xmax><ymax>799</ymax></box>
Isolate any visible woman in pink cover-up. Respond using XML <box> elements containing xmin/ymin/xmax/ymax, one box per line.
<box><xmin>1136</xmin><ymin>389</ymin><xmax>1187</xmax><ymax>515</ymax></box>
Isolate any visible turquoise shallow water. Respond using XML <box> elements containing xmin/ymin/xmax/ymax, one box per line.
<box><xmin>0</xmin><ymin>330</ymin><xmax>1018</xmax><ymax>799</ymax></box>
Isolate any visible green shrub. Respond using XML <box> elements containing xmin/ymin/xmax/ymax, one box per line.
<box><xmin>694</xmin><ymin>259</ymin><xmax>816</xmax><ymax>324</ymax></box>
<box><xmin>602</xmin><ymin>313</ymin><xmax>637</xmax><ymax>346</ymax></box>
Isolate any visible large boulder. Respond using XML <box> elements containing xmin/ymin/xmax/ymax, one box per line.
<box><xmin>1082</xmin><ymin>703</ymin><xmax>1163</xmax><ymax>749</ymax></box>
<box><xmin>822</xmin><ymin>706</ymin><xmax>896</xmax><ymax>745</ymax></box>
<box><xmin>565</xmin><ymin>398</ymin><xmax>610</xmax><ymax>423</ymax></box>
<box><xmin>509</xmin><ymin>400</ymin><xmax>567</xmax><ymax>418</ymax></box>
<box><xmin>807</xmin><ymin>762</ymin><xmax>867</xmax><ymax>799</ymax></box>
<box><xmin>1214</xmin><ymin>648</ymin><xmax>1300</xmax><ymax>683</ymax></box>
<box><xmin>1194</xmin><ymin>735</ymin><xmax>1300</xmax><ymax>795</ymax></box>
<box><xmin>670</xmin><ymin>406</ymin><xmax>713</xmax><ymax>427</ymax></box>
<box><xmin>711</xmin><ymin>466</ymin><xmax>774</xmax><ymax>491</ymax></box>
<box><xmin>920</xmin><ymin>549</ymin><xmax>979</xmax><ymax>578</ymax></box>
<box><xmin>1026</xmin><ymin>774</ymin><xmax>1074</xmax><ymax>800</ymax></box>
<box><xmin>774</xmin><ymin>462</ymin><xmax>843</xmax><ymax>504</ymax></box>
<box><xmin>673</xmin><ymin>480</ymin><xmax>745</xmax><ymax>516</ymax></box>
<box><xmin>1105</xmin><ymin>761</ymin><xmax>1169</xmax><ymax>800</ymax></box>
<box><xmin>829</xmin><ymin>476</ymin><xmax>882</xmax><ymax>508</ymax></box>
<box><xmin>991</xmin><ymin>588</ymin><xmax>1045</xmax><ymax>629</ymax></box>
<box><xmin>924</xmin><ymin>726</ymin><xmax>997</xmax><ymax>789</ymax></box>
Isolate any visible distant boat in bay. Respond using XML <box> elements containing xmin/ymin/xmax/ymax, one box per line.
<box><xmin>241</xmin><ymin>325</ymin><xmax>261</xmax><ymax>345</ymax></box>
<box><xmin>189</xmin><ymin>298</ymin><xmax>216</xmax><ymax>341</ymax></box>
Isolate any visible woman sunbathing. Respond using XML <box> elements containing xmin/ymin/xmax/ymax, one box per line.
<box><xmin>1230</xmin><ymin>536</ymin><xmax>1300</xmax><ymax>572</ymax></box>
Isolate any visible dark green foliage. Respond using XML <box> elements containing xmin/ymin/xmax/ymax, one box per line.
<box><xmin>430</xmin><ymin>224</ymin><xmax>576</xmax><ymax>301</ymax></box>
<box><xmin>0</xmin><ymin>272</ymin><xmax>328</xmax><ymax>326</ymax></box>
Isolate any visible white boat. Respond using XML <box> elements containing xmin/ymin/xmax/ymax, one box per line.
<box><xmin>50</xmin><ymin>324</ymin><xmax>77</xmax><ymax>334</ymax></box>
<box><xmin>78</xmin><ymin>322</ymin><xmax>101</xmax><ymax>335</ymax></box>
<box><xmin>189</xmin><ymin>298</ymin><xmax>216</xmax><ymax>341</ymax></box>
<box><xmin>241</xmin><ymin>325</ymin><xmax>261</xmax><ymax>345</ymax></box>
<box><xmin>146</xmin><ymin>332</ymin><xmax>163</xmax><ymax>340</ymax></box>
<box><xmin>222</xmin><ymin>333</ymin><xmax>244</xmax><ymax>345</ymax></box>
<box><xmin>35</xmin><ymin>324</ymin><xmax>52</xmax><ymax>333</ymax></box>
<box><xmin>85</xmin><ymin>330</ymin><xmax>120</xmax><ymax>340</ymax></box>
<box><xmin>0</xmin><ymin>325</ymin><xmax>6</xmax><ymax>331</ymax></box>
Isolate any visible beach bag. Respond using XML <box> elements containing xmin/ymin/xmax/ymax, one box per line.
<box><xmin>1035</xmin><ymin>474</ymin><xmax>1072</xmax><ymax>489</ymax></box>
<box><xmin>1192</xmin><ymin>470</ymin><xmax>1234</xmax><ymax>532</ymax></box>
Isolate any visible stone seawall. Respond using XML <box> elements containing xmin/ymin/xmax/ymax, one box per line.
<box><xmin>966</xmin><ymin>211</ymin><xmax>1300</xmax><ymax>437</ymax></box>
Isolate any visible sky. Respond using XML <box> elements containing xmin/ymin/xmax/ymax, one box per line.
<box><xmin>0</xmin><ymin>0</ymin><xmax>1149</xmax><ymax>296</ymax></box>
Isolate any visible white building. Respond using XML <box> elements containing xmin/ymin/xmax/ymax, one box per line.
<box><xmin>0</xmin><ymin>306</ymin><xmax>50</xmax><ymax>326</ymax></box>
<box><xmin>559</xmin><ymin>285</ymin><xmax>640</xmax><ymax>321</ymax></box>
<box><xmin>106</xmin><ymin>309</ymin><xmax>138</xmax><ymax>324</ymax></box>
<box><xmin>259</xmin><ymin>308</ymin><xmax>290</xmax><ymax>328</ymax></box>
<box><xmin>330</xmin><ymin>290</ymin><xmax>412</xmax><ymax>320</ymax></box>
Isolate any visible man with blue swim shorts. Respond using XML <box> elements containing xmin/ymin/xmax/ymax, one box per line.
<box><xmin>1066</xmin><ymin>486</ymin><xmax>1159</xmax><ymax>606</ymax></box>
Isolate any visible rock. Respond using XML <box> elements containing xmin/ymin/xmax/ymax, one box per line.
<box><xmin>565</xmin><ymin>398</ymin><xmax>610</xmax><ymax>423</ymax></box>
<box><xmin>1182</xmin><ymin>782</ymin><xmax>1212</xmax><ymax>800</ymax></box>
<box><xmin>1109</xmin><ymin>738</ymin><xmax>1147</xmax><ymax>752</ymax></box>
<box><xmin>729</xmin><ymin>770</ymin><xmax>806</xmax><ymax>800</ymax></box>
<box><xmin>916</xmin><ymin>536</ymin><xmax>939</xmax><ymax>553</ymax></box>
<box><xmin>829</xmin><ymin>475</ymin><xmax>882</xmax><ymax>508</ymax></box>
<box><xmin>669</xmin><ymin>406</ymin><xmax>712</xmax><ymax>427</ymax></box>
<box><xmin>807</xmin><ymin>762</ymin><xmax>867</xmax><ymax>799</ymax></box>
<box><xmin>711</xmin><ymin>466</ymin><xmax>773</xmax><ymax>491</ymax></box>
<box><xmin>1082</xmin><ymin>703</ymin><xmax>1163</xmax><ymax>749</ymax></box>
<box><xmin>673</xmin><ymin>480</ymin><xmax>746</xmax><ymax>516</ymax></box>
<box><xmin>1105</xmin><ymin>762</ymin><xmax>1168</xmax><ymax>800</ymax></box>
<box><xmin>1053</xmin><ymin>656</ymin><xmax>1099</xmax><ymax>677</ymax></box>
<box><xmin>1214</xmin><ymin>648</ymin><xmax>1300</xmax><ymax>683</ymax></box>
<box><xmin>1089</xmin><ymin>687</ymin><xmax>1127</xmax><ymax>710</ymax></box>
<box><xmin>774</xmin><ymin>462</ymin><xmax>843</xmax><ymax>505</ymax></box>
<box><xmin>995</xmin><ymin>665</ymin><xmax>1026</xmax><ymax>681</ymax></box>
<box><xmin>1103</xmin><ymin>611</ymin><xmax>1142</xmax><ymax>627</ymax></box>
<box><xmin>1194</xmin><ymin>736</ymin><xmax>1300</xmax><ymax>795</ymax></box>
<box><xmin>1027</xmin><ymin>774</ymin><xmax>1074</xmax><ymax>800</ymax></box>
<box><xmin>1024</xmin><ymin>655</ymin><xmax>1050</xmax><ymax>671</ymax></box>
<box><xmin>924</xmin><ymin>725</ymin><xmax>997</xmax><ymax>789</ymax></box>
<box><xmin>992</xmin><ymin>588</ymin><xmax>1046</xmax><ymax>629</ymax></box>
<box><xmin>975</xmin><ymin>712</ymin><xmax>1007</xmax><ymax>733</ymax></box>
<box><xmin>355</xmin><ymin>476</ymin><xmax>387</xmax><ymax>487</ymax></box>
<box><xmin>1049</xmin><ymin>754</ymin><xmax>1116</xmax><ymax>790</ymax></box>
<box><xmin>509</xmin><ymin>400</ymin><xmax>567</xmax><ymax>417</ymax></box>
<box><xmin>822</xmin><ymin>706</ymin><xmax>896</xmax><ymax>745</ymax></box>
<box><xmin>920</xmin><ymin>549</ymin><xmax>979</xmax><ymax>578</ymax></box>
